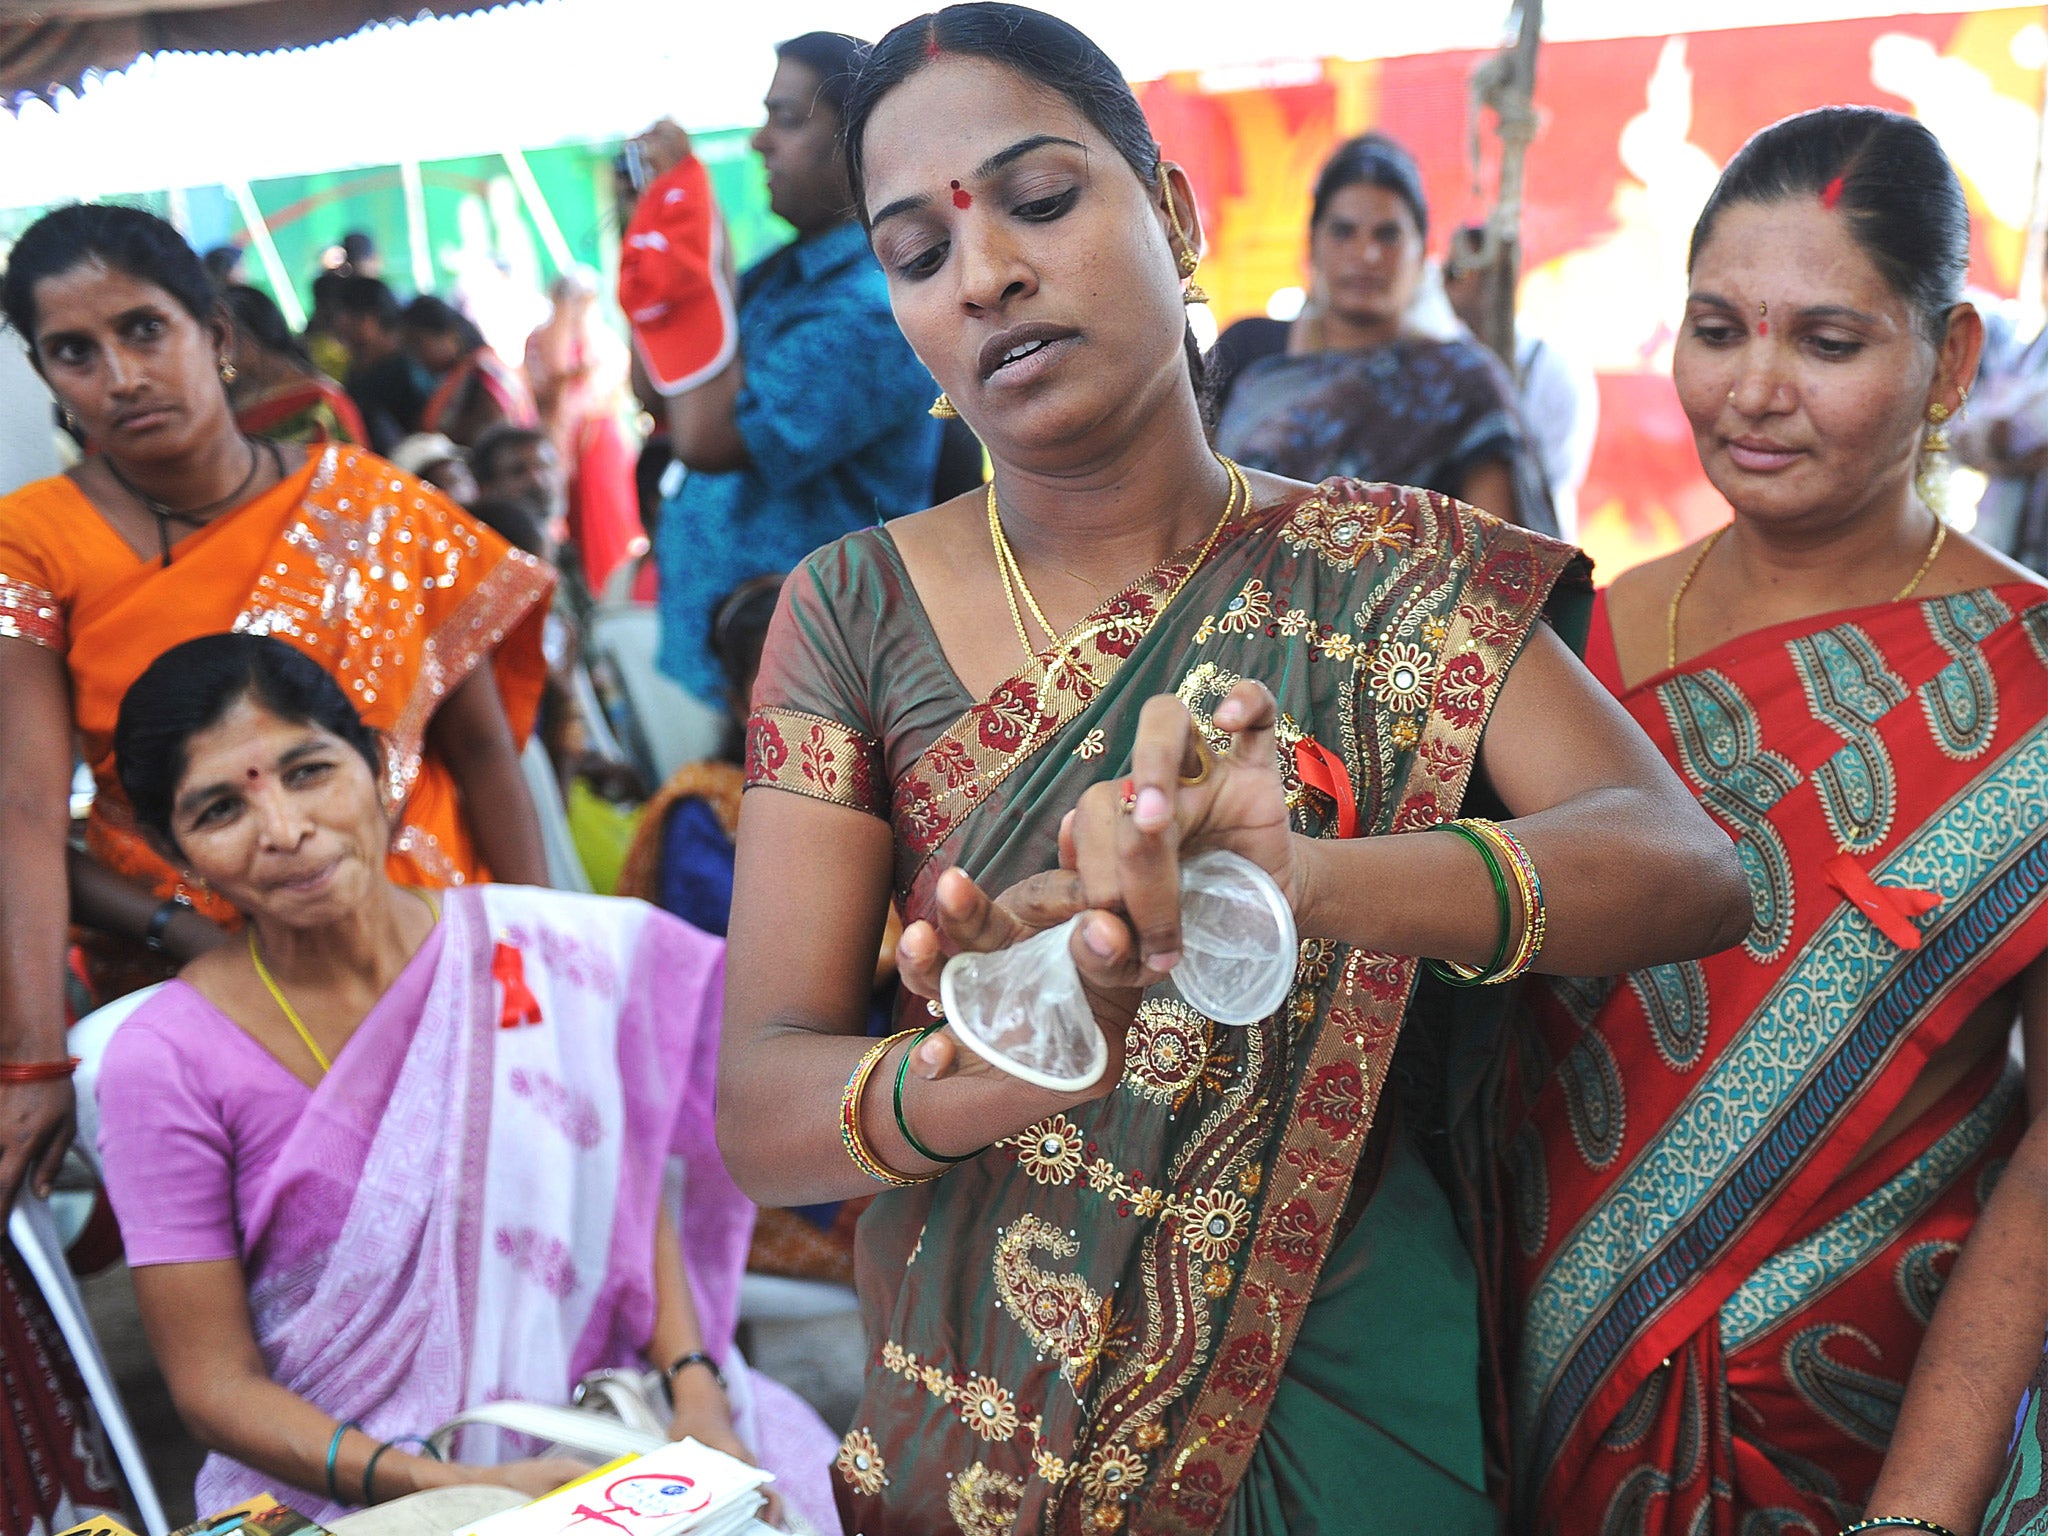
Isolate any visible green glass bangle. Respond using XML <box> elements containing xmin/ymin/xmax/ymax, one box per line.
<box><xmin>325</xmin><ymin>1418</ymin><xmax>361</xmax><ymax>1506</ymax></box>
<box><xmin>893</xmin><ymin>1024</ymin><xmax>984</xmax><ymax>1165</ymax></box>
<box><xmin>1426</xmin><ymin>821</ymin><xmax>1513</xmax><ymax>987</ymax></box>
<box><xmin>1840</xmin><ymin>1520</ymin><xmax>1960</xmax><ymax>1536</ymax></box>
<box><xmin>362</xmin><ymin>1440</ymin><xmax>395</xmax><ymax>1507</ymax></box>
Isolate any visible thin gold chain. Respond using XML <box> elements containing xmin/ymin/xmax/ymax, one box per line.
<box><xmin>1666</xmin><ymin>516</ymin><xmax>1946</xmax><ymax>672</ymax></box>
<box><xmin>987</xmin><ymin>455</ymin><xmax>1248</xmax><ymax>678</ymax></box>
<box><xmin>248</xmin><ymin>890</ymin><xmax>441</xmax><ymax>1078</ymax></box>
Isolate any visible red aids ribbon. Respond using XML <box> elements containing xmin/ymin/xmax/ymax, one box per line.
<box><xmin>492</xmin><ymin>941</ymin><xmax>544</xmax><ymax>1028</ymax></box>
<box><xmin>1823</xmin><ymin>853</ymin><xmax>1941</xmax><ymax>950</ymax></box>
<box><xmin>1294</xmin><ymin>738</ymin><xmax>1359</xmax><ymax>840</ymax></box>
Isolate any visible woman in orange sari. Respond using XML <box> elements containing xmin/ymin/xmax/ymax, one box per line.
<box><xmin>0</xmin><ymin>203</ymin><xmax>553</xmax><ymax>1225</ymax></box>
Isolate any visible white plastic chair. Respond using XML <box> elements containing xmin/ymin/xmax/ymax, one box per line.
<box><xmin>520</xmin><ymin>738</ymin><xmax>594</xmax><ymax>894</ymax></box>
<box><xmin>7</xmin><ymin>981</ymin><xmax>171</xmax><ymax>1535</ymax></box>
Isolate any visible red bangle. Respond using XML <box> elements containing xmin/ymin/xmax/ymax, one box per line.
<box><xmin>0</xmin><ymin>1058</ymin><xmax>79</xmax><ymax>1083</ymax></box>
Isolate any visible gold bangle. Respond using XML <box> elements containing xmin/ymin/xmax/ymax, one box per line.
<box><xmin>840</xmin><ymin>1031</ymin><xmax>929</xmax><ymax>1187</ymax></box>
<box><xmin>1463</xmin><ymin>819</ymin><xmax>1546</xmax><ymax>981</ymax></box>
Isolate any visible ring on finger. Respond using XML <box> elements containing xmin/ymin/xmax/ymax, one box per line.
<box><xmin>1118</xmin><ymin>777</ymin><xmax>1138</xmax><ymax>814</ymax></box>
<box><xmin>1179</xmin><ymin>734</ymin><xmax>1214</xmax><ymax>788</ymax></box>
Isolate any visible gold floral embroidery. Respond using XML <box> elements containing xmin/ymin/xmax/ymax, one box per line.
<box><xmin>1016</xmin><ymin>1115</ymin><xmax>1086</xmax><ymax>1184</ymax></box>
<box><xmin>1203</xmin><ymin>1263</ymin><xmax>1235</xmax><ymax>1299</ymax></box>
<box><xmin>1035</xmin><ymin>1450</ymin><xmax>1073</xmax><ymax>1486</ymax></box>
<box><xmin>1074</xmin><ymin>727</ymin><xmax>1107</xmax><ymax>760</ymax></box>
<box><xmin>1134</xmin><ymin>1422</ymin><xmax>1168</xmax><ymax>1451</ymax></box>
<box><xmin>1277</xmin><ymin>607</ymin><xmax>1311</xmax><ymax>636</ymax></box>
<box><xmin>881</xmin><ymin>1341</ymin><xmax>909</xmax><ymax>1373</ymax></box>
<box><xmin>948</xmin><ymin>1462</ymin><xmax>1026</xmax><ymax>1536</ymax></box>
<box><xmin>1322</xmin><ymin>631</ymin><xmax>1357</xmax><ymax>662</ymax></box>
<box><xmin>1091</xmin><ymin>1504</ymin><xmax>1127</xmax><ymax>1530</ymax></box>
<box><xmin>1389</xmin><ymin>716</ymin><xmax>1422</xmax><ymax>751</ymax></box>
<box><xmin>1122</xmin><ymin>999</ymin><xmax>1213</xmax><ymax>1107</ymax></box>
<box><xmin>960</xmin><ymin>1375</ymin><xmax>1021</xmax><ymax>1441</ymax></box>
<box><xmin>1181</xmin><ymin>1189</ymin><xmax>1253</xmax><ymax>1262</ymax></box>
<box><xmin>1081</xmin><ymin>1443</ymin><xmax>1148</xmax><ymax>1500</ymax></box>
<box><xmin>836</xmin><ymin>1427</ymin><xmax>887</xmax><ymax>1496</ymax></box>
<box><xmin>1280</xmin><ymin>486</ymin><xmax>1415</xmax><ymax>568</ymax></box>
<box><xmin>1369</xmin><ymin>641</ymin><xmax>1436</xmax><ymax>712</ymax></box>
<box><xmin>995</xmin><ymin>1216</ymin><xmax>1110</xmax><ymax>1388</ymax></box>
<box><xmin>1213</xmin><ymin>578</ymin><xmax>1272</xmax><ymax>635</ymax></box>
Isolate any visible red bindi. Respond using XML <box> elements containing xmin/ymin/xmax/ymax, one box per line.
<box><xmin>951</xmin><ymin>180</ymin><xmax>972</xmax><ymax>210</ymax></box>
<box><xmin>1757</xmin><ymin>320</ymin><xmax>1769</xmax><ymax>336</ymax></box>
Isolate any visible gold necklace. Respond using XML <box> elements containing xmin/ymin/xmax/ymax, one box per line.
<box><xmin>249</xmin><ymin>890</ymin><xmax>441</xmax><ymax>1078</ymax></box>
<box><xmin>1666</xmin><ymin>516</ymin><xmax>1947</xmax><ymax>672</ymax></box>
<box><xmin>987</xmin><ymin>455</ymin><xmax>1248</xmax><ymax>681</ymax></box>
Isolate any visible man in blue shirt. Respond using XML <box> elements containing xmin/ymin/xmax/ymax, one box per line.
<box><xmin>632</xmin><ymin>32</ymin><xmax>941</xmax><ymax>704</ymax></box>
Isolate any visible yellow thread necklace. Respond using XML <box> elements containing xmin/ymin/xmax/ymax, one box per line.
<box><xmin>250</xmin><ymin>890</ymin><xmax>441</xmax><ymax>1077</ymax></box>
<box><xmin>986</xmin><ymin>454</ymin><xmax>1249</xmax><ymax>679</ymax></box>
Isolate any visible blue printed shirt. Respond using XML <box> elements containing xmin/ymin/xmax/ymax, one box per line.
<box><xmin>655</xmin><ymin>220</ymin><xmax>941</xmax><ymax>701</ymax></box>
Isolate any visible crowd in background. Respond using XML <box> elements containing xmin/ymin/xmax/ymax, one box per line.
<box><xmin>14</xmin><ymin>5</ymin><xmax>2048</xmax><ymax>1536</ymax></box>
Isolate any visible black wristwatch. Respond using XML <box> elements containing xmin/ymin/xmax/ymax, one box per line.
<box><xmin>143</xmin><ymin>896</ymin><xmax>191</xmax><ymax>956</ymax></box>
<box><xmin>664</xmin><ymin>1350</ymin><xmax>727</xmax><ymax>1394</ymax></box>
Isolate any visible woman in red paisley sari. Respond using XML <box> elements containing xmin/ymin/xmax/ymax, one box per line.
<box><xmin>1506</xmin><ymin>107</ymin><xmax>2048</xmax><ymax>1536</ymax></box>
<box><xmin>715</xmin><ymin>8</ymin><xmax>1751</xmax><ymax>1535</ymax></box>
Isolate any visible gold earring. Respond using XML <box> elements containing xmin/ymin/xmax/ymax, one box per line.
<box><xmin>929</xmin><ymin>392</ymin><xmax>959</xmax><ymax>420</ymax></box>
<box><xmin>218</xmin><ymin>358</ymin><xmax>238</xmax><ymax>384</ymax></box>
<box><xmin>1162</xmin><ymin>179</ymin><xmax>1209</xmax><ymax>305</ymax></box>
<box><xmin>59</xmin><ymin>405</ymin><xmax>76</xmax><ymax>430</ymax></box>
<box><xmin>1924</xmin><ymin>400</ymin><xmax>1953</xmax><ymax>455</ymax></box>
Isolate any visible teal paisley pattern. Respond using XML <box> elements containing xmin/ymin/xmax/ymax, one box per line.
<box><xmin>1891</xmin><ymin>1240</ymin><xmax>1961</xmax><ymax>1329</ymax></box>
<box><xmin>1919</xmin><ymin>592</ymin><xmax>2009</xmax><ymax>760</ymax></box>
<box><xmin>1780</xmin><ymin>1324</ymin><xmax>1903</xmax><ymax>1450</ymax></box>
<box><xmin>1628</xmin><ymin>963</ymin><xmax>1709</xmax><ymax>1073</ymax></box>
<box><xmin>1787</xmin><ymin>627</ymin><xmax>1907</xmax><ymax>856</ymax></box>
<box><xmin>1659</xmin><ymin>669</ymin><xmax>1803</xmax><ymax>962</ymax></box>
<box><xmin>1559</xmin><ymin>1029</ymin><xmax>1628</xmax><ymax>1170</ymax></box>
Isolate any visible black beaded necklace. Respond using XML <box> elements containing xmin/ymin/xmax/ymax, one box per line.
<box><xmin>102</xmin><ymin>434</ymin><xmax>282</xmax><ymax>567</ymax></box>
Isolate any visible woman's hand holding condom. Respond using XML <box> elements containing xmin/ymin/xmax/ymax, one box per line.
<box><xmin>895</xmin><ymin>677</ymin><xmax>1306</xmax><ymax>1089</ymax></box>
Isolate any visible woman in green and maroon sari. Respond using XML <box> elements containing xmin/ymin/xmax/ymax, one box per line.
<box><xmin>715</xmin><ymin>8</ymin><xmax>1752</xmax><ymax>1534</ymax></box>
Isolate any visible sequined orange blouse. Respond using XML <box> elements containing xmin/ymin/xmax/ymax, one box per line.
<box><xmin>0</xmin><ymin>443</ymin><xmax>553</xmax><ymax>934</ymax></box>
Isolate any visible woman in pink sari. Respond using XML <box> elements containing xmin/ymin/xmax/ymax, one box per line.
<box><xmin>92</xmin><ymin>633</ymin><xmax>839</xmax><ymax>1530</ymax></box>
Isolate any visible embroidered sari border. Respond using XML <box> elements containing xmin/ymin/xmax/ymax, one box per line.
<box><xmin>383</xmin><ymin>548</ymin><xmax>552</xmax><ymax>805</ymax></box>
<box><xmin>1522</xmin><ymin>721</ymin><xmax>2048</xmax><ymax>1475</ymax></box>
<box><xmin>1136</xmin><ymin>516</ymin><xmax>1585</xmax><ymax>1535</ymax></box>
<box><xmin>745</xmin><ymin>705</ymin><xmax>888</xmax><ymax>820</ymax></box>
<box><xmin>1717</xmin><ymin>1063</ymin><xmax>2018</xmax><ymax>1355</ymax></box>
<box><xmin>0</xmin><ymin>573</ymin><xmax>63</xmax><ymax>651</ymax></box>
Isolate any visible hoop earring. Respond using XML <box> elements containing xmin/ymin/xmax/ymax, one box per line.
<box><xmin>1161</xmin><ymin>178</ymin><xmax>1210</xmax><ymax>306</ymax></box>
<box><xmin>218</xmin><ymin>358</ymin><xmax>238</xmax><ymax>384</ymax></box>
<box><xmin>929</xmin><ymin>392</ymin><xmax>959</xmax><ymax>420</ymax></box>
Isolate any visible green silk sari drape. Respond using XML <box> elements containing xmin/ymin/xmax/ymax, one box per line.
<box><xmin>746</xmin><ymin>478</ymin><xmax>1588</xmax><ymax>1534</ymax></box>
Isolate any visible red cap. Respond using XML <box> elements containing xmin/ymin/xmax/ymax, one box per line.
<box><xmin>617</xmin><ymin>153</ymin><xmax>737</xmax><ymax>396</ymax></box>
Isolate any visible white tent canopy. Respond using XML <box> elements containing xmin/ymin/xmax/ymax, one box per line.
<box><xmin>0</xmin><ymin>0</ymin><xmax>1990</xmax><ymax>208</ymax></box>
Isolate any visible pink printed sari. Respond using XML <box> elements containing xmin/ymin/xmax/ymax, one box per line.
<box><xmin>180</xmin><ymin>886</ymin><xmax>837</xmax><ymax>1528</ymax></box>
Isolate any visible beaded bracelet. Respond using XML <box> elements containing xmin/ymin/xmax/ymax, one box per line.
<box><xmin>1427</xmin><ymin>821</ymin><xmax>1513</xmax><ymax>986</ymax></box>
<box><xmin>1840</xmin><ymin>1520</ymin><xmax>1961</xmax><ymax>1536</ymax></box>
<box><xmin>1464</xmin><ymin>819</ymin><xmax>1547</xmax><ymax>981</ymax></box>
<box><xmin>893</xmin><ymin>1023</ymin><xmax>986</xmax><ymax>1166</ymax></box>
<box><xmin>840</xmin><ymin>1031</ymin><xmax>929</xmax><ymax>1187</ymax></box>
